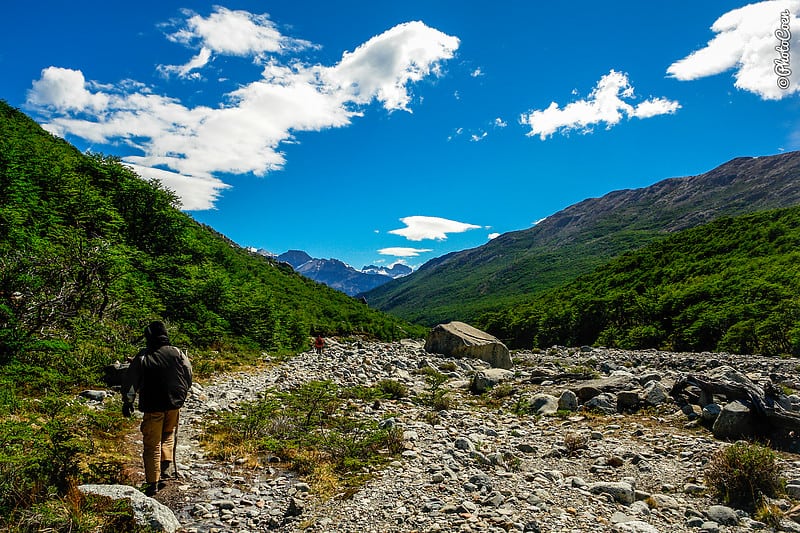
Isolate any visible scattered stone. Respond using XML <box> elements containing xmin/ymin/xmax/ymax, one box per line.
<box><xmin>129</xmin><ymin>342</ymin><xmax>800</xmax><ymax>533</ymax></box>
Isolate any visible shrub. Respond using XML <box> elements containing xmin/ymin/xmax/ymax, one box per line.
<box><xmin>377</xmin><ymin>379</ymin><xmax>408</xmax><ymax>400</ymax></box>
<box><xmin>563</xmin><ymin>431</ymin><xmax>587</xmax><ymax>456</ymax></box>
<box><xmin>704</xmin><ymin>441</ymin><xmax>783</xmax><ymax>509</ymax></box>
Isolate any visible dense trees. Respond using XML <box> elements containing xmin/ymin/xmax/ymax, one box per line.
<box><xmin>478</xmin><ymin>207</ymin><xmax>800</xmax><ymax>356</ymax></box>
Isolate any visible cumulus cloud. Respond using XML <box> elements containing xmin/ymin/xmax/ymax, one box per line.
<box><xmin>667</xmin><ymin>1</ymin><xmax>800</xmax><ymax>100</ymax></box>
<box><xmin>158</xmin><ymin>6</ymin><xmax>315</xmax><ymax>77</ymax></box>
<box><xmin>27</xmin><ymin>67</ymin><xmax>110</xmax><ymax>112</ymax></box>
<box><xmin>388</xmin><ymin>216</ymin><xmax>482</xmax><ymax>241</ymax></box>
<box><xmin>378</xmin><ymin>247</ymin><xmax>433</xmax><ymax>257</ymax></box>
<box><xmin>320</xmin><ymin>21</ymin><xmax>459</xmax><ymax>111</ymax></box>
<box><xmin>26</xmin><ymin>11</ymin><xmax>459</xmax><ymax>211</ymax></box>
<box><xmin>520</xmin><ymin>70</ymin><xmax>681</xmax><ymax>140</ymax></box>
<box><xmin>488</xmin><ymin>232</ymin><xmax>500</xmax><ymax>240</ymax></box>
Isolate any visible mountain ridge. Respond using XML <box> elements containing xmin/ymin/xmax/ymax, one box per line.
<box><xmin>274</xmin><ymin>250</ymin><xmax>410</xmax><ymax>297</ymax></box>
<box><xmin>364</xmin><ymin>152</ymin><xmax>800</xmax><ymax>325</ymax></box>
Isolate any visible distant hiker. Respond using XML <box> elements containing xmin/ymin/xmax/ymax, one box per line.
<box><xmin>122</xmin><ymin>321</ymin><xmax>192</xmax><ymax>496</ymax></box>
<box><xmin>314</xmin><ymin>334</ymin><xmax>325</xmax><ymax>355</ymax></box>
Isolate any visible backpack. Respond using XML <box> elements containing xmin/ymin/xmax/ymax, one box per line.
<box><xmin>137</xmin><ymin>345</ymin><xmax>193</xmax><ymax>411</ymax></box>
<box><xmin>165</xmin><ymin>346</ymin><xmax>193</xmax><ymax>409</ymax></box>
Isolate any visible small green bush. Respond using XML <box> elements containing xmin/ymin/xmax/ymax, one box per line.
<box><xmin>377</xmin><ymin>379</ymin><xmax>408</xmax><ymax>400</ymax></box>
<box><xmin>704</xmin><ymin>441</ymin><xmax>783</xmax><ymax>509</ymax></box>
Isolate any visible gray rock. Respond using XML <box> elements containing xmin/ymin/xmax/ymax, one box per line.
<box><xmin>614</xmin><ymin>521</ymin><xmax>662</xmax><ymax>532</ymax></box>
<box><xmin>79</xmin><ymin>390</ymin><xmax>109</xmax><ymax>402</ymax></box>
<box><xmin>584</xmin><ymin>393</ymin><xmax>617</xmax><ymax>414</ymax></box>
<box><xmin>705</xmin><ymin>505</ymin><xmax>738</xmax><ymax>526</ymax></box>
<box><xmin>647</xmin><ymin>493</ymin><xmax>679</xmax><ymax>509</ymax></box>
<box><xmin>642</xmin><ymin>381</ymin><xmax>669</xmax><ymax>406</ymax></box>
<box><xmin>573</xmin><ymin>373</ymin><xmax>638</xmax><ymax>401</ymax></box>
<box><xmin>786</xmin><ymin>483</ymin><xmax>800</xmax><ymax>499</ymax></box>
<box><xmin>424</xmin><ymin>321</ymin><xmax>512</xmax><ymax>369</ymax></box>
<box><xmin>711</xmin><ymin>400</ymin><xmax>755</xmax><ymax>440</ymax></box>
<box><xmin>79</xmin><ymin>484</ymin><xmax>181</xmax><ymax>532</ymax></box>
<box><xmin>587</xmin><ymin>481</ymin><xmax>635</xmax><ymax>504</ymax></box>
<box><xmin>454</xmin><ymin>437</ymin><xmax>475</xmax><ymax>452</ymax></box>
<box><xmin>616</xmin><ymin>390</ymin><xmax>640</xmax><ymax>413</ymax></box>
<box><xmin>530</xmin><ymin>393</ymin><xmax>559</xmax><ymax>415</ymax></box>
<box><xmin>558</xmin><ymin>389</ymin><xmax>579</xmax><ymax>411</ymax></box>
<box><xmin>637</xmin><ymin>372</ymin><xmax>662</xmax><ymax>386</ymax></box>
<box><xmin>470</xmin><ymin>368</ymin><xmax>515</xmax><ymax>394</ymax></box>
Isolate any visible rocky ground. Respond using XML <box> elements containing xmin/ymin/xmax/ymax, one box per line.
<box><xmin>129</xmin><ymin>340</ymin><xmax>800</xmax><ymax>532</ymax></box>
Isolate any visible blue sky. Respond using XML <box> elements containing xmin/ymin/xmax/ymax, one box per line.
<box><xmin>3</xmin><ymin>1</ymin><xmax>800</xmax><ymax>270</ymax></box>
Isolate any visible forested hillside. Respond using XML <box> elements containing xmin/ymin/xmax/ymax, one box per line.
<box><xmin>478</xmin><ymin>206</ymin><xmax>800</xmax><ymax>355</ymax></box>
<box><xmin>365</xmin><ymin>152</ymin><xmax>800</xmax><ymax>325</ymax></box>
<box><xmin>0</xmin><ymin>100</ymin><xmax>423</xmax><ymax>528</ymax></box>
<box><xmin>0</xmin><ymin>100</ymin><xmax>421</xmax><ymax>365</ymax></box>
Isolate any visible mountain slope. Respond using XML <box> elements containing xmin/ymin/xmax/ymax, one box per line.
<box><xmin>478</xmin><ymin>205</ymin><xmax>800</xmax><ymax>355</ymax></box>
<box><xmin>0</xmin><ymin>100</ymin><xmax>422</xmax><ymax>361</ymax></box>
<box><xmin>364</xmin><ymin>152</ymin><xmax>800</xmax><ymax>325</ymax></box>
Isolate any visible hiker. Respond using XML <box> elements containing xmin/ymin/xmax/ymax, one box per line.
<box><xmin>314</xmin><ymin>334</ymin><xmax>325</xmax><ymax>355</ymax></box>
<box><xmin>122</xmin><ymin>321</ymin><xmax>192</xmax><ymax>496</ymax></box>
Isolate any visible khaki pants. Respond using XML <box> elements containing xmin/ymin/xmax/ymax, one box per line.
<box><xmin>140</xmin><ymin>409</ymin><xmax>179</xmax><ymax>483</ymax></box>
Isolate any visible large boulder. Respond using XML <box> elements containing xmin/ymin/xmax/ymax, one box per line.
<box><xmin>78</xmin><ymin>484</ymin><xmax>180</xmax><ymax>532</ymax></box>
<box><xmin>425</xmin><ymin>322</ymin><xmax>512</xmax><ymax>369</ymax></box>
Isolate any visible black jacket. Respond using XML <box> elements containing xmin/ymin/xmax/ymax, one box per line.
<box><xmin>123</xmin><ymin>342</ymin><xmax>193</xmax><ymax>413</ymax></box>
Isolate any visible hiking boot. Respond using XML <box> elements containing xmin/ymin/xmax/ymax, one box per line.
<box><xmin>144</xmin><ymin>482</ymin><xmax>162</xmax><ymax>497</ymax></box>
<box><xmin>160</xmin><ymin>460</ymin><xmax>175</xmax><ymax>479</ymax></box>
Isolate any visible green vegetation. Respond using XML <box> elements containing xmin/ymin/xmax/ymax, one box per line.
<box><xmin>0</xmin><ymin>100</ymin><xmax>423</xmax><ymax>528</ymax></box>
<box><xmin>202</xmin><ymin>380</ymin><xmax>404</xmax><ymax>496</ymax></box>
<box><xmin>704</xmin><ymin>441</ymin><xmax>783</xmax><ymax>510</ymax></box>
<box><xmin>478</xmin><ymin>207</ymin><xmax>800</xmax><ymax>355</ymax></box>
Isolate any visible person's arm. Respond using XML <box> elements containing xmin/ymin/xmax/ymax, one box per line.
<box><xmin>121</xmin><ymin>353</ymin><xmax>143</xmax><ymax>416</ymax></box>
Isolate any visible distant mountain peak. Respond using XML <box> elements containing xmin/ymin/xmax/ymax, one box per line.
<box><xmin>271</xmin><ymin>250</ymin><xmax>410</xmax><ymax>297</ymax></box>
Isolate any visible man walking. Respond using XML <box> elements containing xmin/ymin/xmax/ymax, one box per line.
<box><xmin>122</xmin><ymin>321</ymin><xmax>192</xmax><ymax>496</ymax></box>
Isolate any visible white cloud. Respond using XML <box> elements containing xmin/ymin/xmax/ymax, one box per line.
<box><xmin>667</xmin><ymin>1</ymin><xmax>800</xmax><ymax>100</ymax></box>
<box><xmin>26</xmin><ymin>13</ymin><xmax>459</xmax><ymax>211</ymax></box>
<box><xmin>26</xmin><ymin>67</ymin><xmax>110</xmax><ymax>112</ymax></box>
<box><xmin>470</xmin><ymin>132</ymin><xmax>488</xmax><ymax>142</ymax></box>
<box><xmin>519</xmin><ymin>70</ymin><xmax>681</xmax><ymax>140</ymax></box>
<box><xmin>378</xmin><ymin>247</ymin><xmax>433</xmax><ymax>257</ymax></box>
<box><xmin>158</xmin><ymin>7</ymin><xmax>315</xmax><ymax>77</ymax></box>
<box><xmin>494</xmin><ymin>117</ymin><xmax>507</xmax><ymax>128</ymax></box>
<box><xmin>320</xmin><ymin>20</ymin><xmax>459</xmax><ymax>111</ymax></box>
<box><xmin>488</xmin><ymin>232</ymin><xmax>500</xmax><ymax>240</ymax></box>
<box><xmin>125</xmin><ymin>163</ymin><xmax>229</xmax><ymax>211</ymax></box>
<box><xmin>388</xmin><ymin>216</ymin><xmax>481</xmax><ymax>241</ymax></box>
<box><xmin>471</xmin><ymin>67</ymin><xmax>484</xmax><ymax>77</ymax></box>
